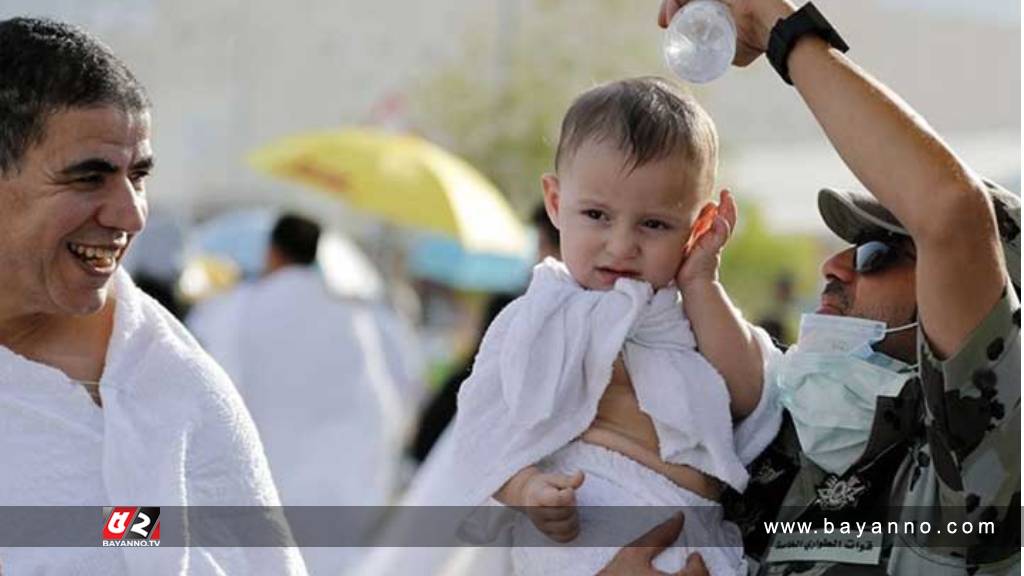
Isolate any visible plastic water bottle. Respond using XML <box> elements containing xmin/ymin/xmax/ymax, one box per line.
<box><xmin>663</xmin><ymin>0</ymin><xmax>737</xmax><ymax>84</ymax></box>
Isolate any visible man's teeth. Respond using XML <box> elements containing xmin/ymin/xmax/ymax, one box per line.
<box><xmin>68</xmin><ymin>242</ymin><xmax>122</xmax><ymax>266</ymax></box>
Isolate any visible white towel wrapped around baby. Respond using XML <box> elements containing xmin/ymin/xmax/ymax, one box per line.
<box><xmin>449</xmin><ymin>258</ymin><xmax>781</xmax><ymax>508</ymax></box>
<box><xmin>511</xmin><ymin>440</ymin><xmax>746</xmax><ymax>575</ymax></box>
<box><xmin>446</xmin><ymin>259</ymin><xmax>781</xmax><ymax>575</ymax></box>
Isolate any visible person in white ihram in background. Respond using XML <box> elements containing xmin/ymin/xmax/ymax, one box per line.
<box><xmin>188</xmin><ymin>213</ymin><xmax>407</xmax><ymax>576</ymax></box>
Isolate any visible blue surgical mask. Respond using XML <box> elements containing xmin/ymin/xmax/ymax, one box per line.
<box><xmin>776</xmin><ymin>314</ymin><xmax>917</xmax><ymax>476</ymax></box>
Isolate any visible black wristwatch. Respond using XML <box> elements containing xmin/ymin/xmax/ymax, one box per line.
<box><xmin>767</xmin><ymin>2</ymin><xmax>849</xmax><ymax>85</ymax></box>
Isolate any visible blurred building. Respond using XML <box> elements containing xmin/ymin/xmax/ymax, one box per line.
<box><xmin>2</xmin><ymin>0</ymin><xmax>1017</xmax><ymax>238</ymax></box>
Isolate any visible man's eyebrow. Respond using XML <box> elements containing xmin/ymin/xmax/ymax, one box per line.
<box><xmin>58</xmin><ymin>156</ymin><xmax>155</xmax><ymax>177</ymax></box>
<box><xmin>131</xmin><ymin>156</ymin><xmax>155</xmax><ymax>172</ymax></box>
<box><xmin>59</xmin><ymin>159</ymin><xmax>119</xmax><ymax>176</ymax></box>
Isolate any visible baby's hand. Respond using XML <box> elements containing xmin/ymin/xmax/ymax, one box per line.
<box><xmin>522</xmin><ymin>470</ymin><xmax>585</xmax><ymax>543</ymax></box>
<box><xmin>676</xmin><ymin>189</ymin><xmax>738</xmax><ymax>289</ymax></box>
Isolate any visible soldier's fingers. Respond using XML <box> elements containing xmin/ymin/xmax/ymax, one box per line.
<box><xmin>624</xmin><ymin>512</ymin><xmax>685</xmax><ymax>560</ymax></box>
<box><xmin>674</xmin><ymin>552</ymin><xmax>710</xmax><ymax>576</ymax></box>
<box><xmin>659</xmin><ymin>0</ymin><xmax>685</xmax><ymax>28</ymax></box>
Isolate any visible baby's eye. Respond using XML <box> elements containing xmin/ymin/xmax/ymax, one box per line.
<box><xmin>582</xmin><ymin>209</ymin><xmax>606</xmax><ymax>221</ymax></box>
<box><xmin>643</xmin><ymin>219</ymin><xmax>671</xmax><ymax>230</ymax></box>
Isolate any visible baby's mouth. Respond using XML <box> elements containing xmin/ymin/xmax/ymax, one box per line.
<box><xmin>597</xmin><ymin>267</ymin><xmax>639</xmax><ymax>278</ymax></box>
<box><xmin>67</xmin><ymin>241</ymin><xmax>125</xmax><ymax>274</ymax></box>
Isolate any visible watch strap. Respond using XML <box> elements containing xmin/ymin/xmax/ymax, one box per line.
<box><xmin>767</xmin><ymin>2</ymin><xmax>849</xmax><ymax>85</ymax></box>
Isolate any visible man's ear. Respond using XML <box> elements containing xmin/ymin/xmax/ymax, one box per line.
<box><xmin>541</xmin><ymin>173</ymin><xmax>561</xmax><ymax>231</ymax></box>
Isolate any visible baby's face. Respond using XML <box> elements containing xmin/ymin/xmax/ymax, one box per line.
<box><xmin>543</xmin><ymin>139</ymin><xmax>710</xmax><ymax>291</ymax></box>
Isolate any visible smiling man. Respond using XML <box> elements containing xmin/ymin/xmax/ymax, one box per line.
<box><xmin>0</xmin><ymin>17</ymin><xmax>306</xmax><ymax>575</ymax></box>
<box><xmin>0</xmin><ymin>105</ymin><xmax>152</xmax><ymax>398</ymax></box>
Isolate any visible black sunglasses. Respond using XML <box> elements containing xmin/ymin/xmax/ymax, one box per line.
<box><xmin>854</xmin><ymin>240</ymin><xmax>913</xmax><ymax>274</ymax></box>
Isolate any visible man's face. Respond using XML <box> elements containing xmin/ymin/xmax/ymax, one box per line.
<box><xmin>542</xmin><ymin>139</ymin><xmax>709</xmax><ymax>291</ymax></box>
<box><xmin>817</xmin><ymin>239</ymin><xmax>917</xmax><ymax>360</ymax></box>
<box><xmin>0</xmin><ymin>106</ymin><xmax>152</xmax><ymax>319</ymax></box>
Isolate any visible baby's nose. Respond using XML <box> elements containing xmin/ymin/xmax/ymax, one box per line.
<box><xmin>606</xmin><ymin>227</ymin><xmax>640</xmax><ymax>259</ymax></box>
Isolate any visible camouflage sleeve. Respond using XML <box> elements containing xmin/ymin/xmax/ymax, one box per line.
<box><xmin>917</xmin><ymin>285</ymin><xmax>1020</xmax><ymax>526</ymax></box>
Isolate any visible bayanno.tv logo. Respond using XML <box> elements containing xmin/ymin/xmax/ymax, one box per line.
<box><xmin>102</xmin><ymin>507</ymin><xmax>161</xmax><ymax>547</ymax></box>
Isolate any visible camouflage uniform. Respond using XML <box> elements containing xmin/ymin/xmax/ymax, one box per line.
<box><xmin>726</xmin><ymin>181</ymin><xmax>1021</xmax><ymax>575</ymax></box>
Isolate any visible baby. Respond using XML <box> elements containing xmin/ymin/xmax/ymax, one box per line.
<box><xmin>450</xmin><ymin>77</ymin><xmax>780</xmax><ymax>575</ymax></box>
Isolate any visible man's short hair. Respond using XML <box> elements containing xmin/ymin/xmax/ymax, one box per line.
<box><xmin>0</xmin><ymin>17</ymin><xmax>150</xmax><ymax>175</ymax></box>
<box><xmin>270</xmin><ymin>214</ymin><xmax>321</xmax><ymax>266</ymax></box>
<box><xmin>553</xmin><ymin>76</ymin><xmax>718</xmax><ymax>185</ymax></box>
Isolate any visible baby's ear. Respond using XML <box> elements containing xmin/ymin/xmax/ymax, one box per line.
<box><xmin>541</xmin><ymin>173</ymin><xmax>561</xmax><ymax>230</ymax></box>
<box><xmin>684</xmin><ymin>202</ymin><xmax>718</xmax><ymax>254</ymax></box>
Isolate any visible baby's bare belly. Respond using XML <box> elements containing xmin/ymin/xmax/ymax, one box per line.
<box><xmin>578</xmin><ymin>359</ymin><xmax>723</xmax><ymax>501</ymax></box>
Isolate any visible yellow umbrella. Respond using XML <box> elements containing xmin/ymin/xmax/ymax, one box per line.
<box><xmin>249</xmin><ymin>129</ymin><xmax>529</xmax><ymax>256</ymax></box>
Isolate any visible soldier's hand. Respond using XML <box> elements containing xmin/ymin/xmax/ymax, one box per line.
<box><xmin>598</xmin><ymin>513</ymin><xmax>710</xmax><ymax>575</ymax></box>
<box><xmin>657</xmin><ymin>0</ymin><xmax>798</xmax><ymax>67</ymax></box>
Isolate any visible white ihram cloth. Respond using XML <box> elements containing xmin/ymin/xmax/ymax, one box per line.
<box><xmin>354</xmin><ymin>425</ymin><xmax>514</xmax><ymax>576</ymax></box>
<box><xmin>0</xmin><ymin>269</ymin><xmax>307</xmax><ymax>576</ymax></box>
<box><xmin>189</xmin><ymin>266</ymin><xmax>407</xmax><ymax>576</ymax></box>
<box><xmin>451</xmin><ymin>258</ymin><xmax>781</xmax><ymax>510</ymax></box>
<box><xmin>511</xmin><ymin>441</ymin><xmax>745</xmax><ymax>575</ymax></box>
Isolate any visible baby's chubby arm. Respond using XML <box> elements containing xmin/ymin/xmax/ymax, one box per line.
<box><xmin>494</xmin><ymin>465</ymin><xmax>585</xmax><ymax>543</ymax></box>
<box><xmin>676</xmin><ymin>190</ymin><xmax>764</xmax><ymax>418</ymax></box>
